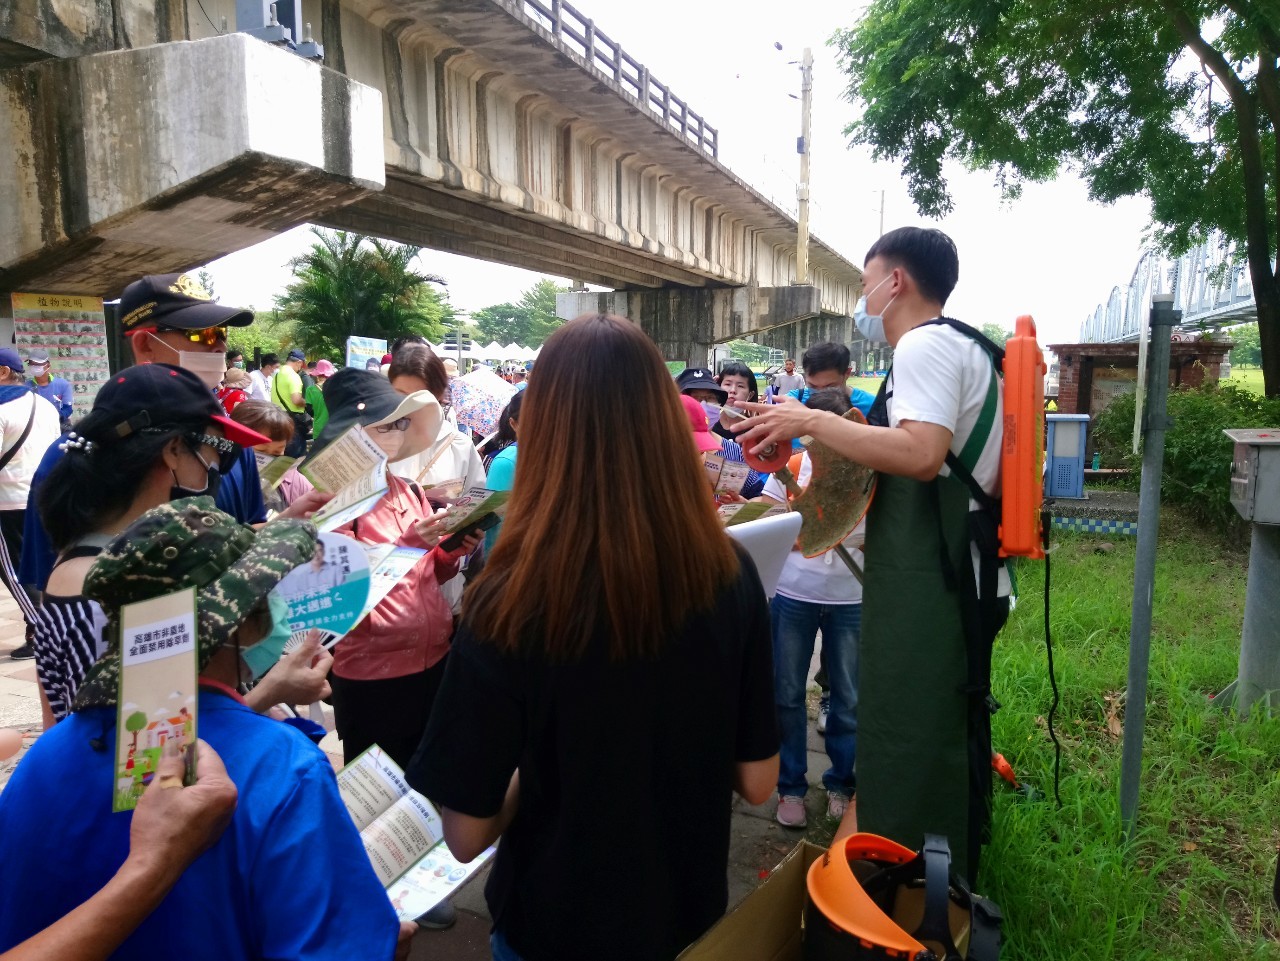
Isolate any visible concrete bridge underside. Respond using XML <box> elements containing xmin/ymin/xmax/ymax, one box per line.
<box><xmin>1</xmin><ymin>0</ymin><xmax>863</xmax><ymax>361</ymax></box>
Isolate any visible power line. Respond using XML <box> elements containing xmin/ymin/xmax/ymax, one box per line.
<box><xmin>195</xmin><ymin>0</ymin><xmax>222</xmax><ymax>34</ymax></box>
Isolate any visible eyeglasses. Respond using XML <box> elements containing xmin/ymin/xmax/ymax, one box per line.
<box><xmin>374</xmin><ymin>417</ymin><xmax>412</xmax><ymax>433</ymax></box>
<box><xmin>187</xmin><ymin>432</ymin><xmax>240</xmax><ymax>474</ymax></box>
<box><xmin>156</xmin><ymin>325</ymin><xmax>229</xmax><ymax>347</ymax></box>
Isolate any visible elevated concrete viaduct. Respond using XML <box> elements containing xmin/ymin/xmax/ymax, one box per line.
<box><xmin>2</xmin><ymin>0</ymin><xmax>864</xmax><ymax>363</ymax></box>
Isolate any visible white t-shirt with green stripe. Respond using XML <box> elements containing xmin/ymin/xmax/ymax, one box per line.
<box><xmin>886</xmin><ymin>321</ymin><xmax>1011</xmax><ymax>598</ymax></box>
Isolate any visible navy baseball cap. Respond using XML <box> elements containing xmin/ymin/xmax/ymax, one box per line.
<box><xmin>0</xmin><ymin>349</ymin><xmax>23</xmax><ymax>373</ymax></box>
<box><xmin>675</xmin><ymin>367</ymin><xmax>727</xmax><ymax>405</ymax></box>
<box><xmin>118</xmin><ymin>273</ymin><xmax>254</xmax><ymax>332</ymax></box>
<box><xmin>93</xmin><ymin>364</ymin><xmax>269</xmax><ymax>449</ymax></box>
<box><xmin>287</xmin><ymin>348</ymin><xmax>306</xmax><ymax>362</ymax></box>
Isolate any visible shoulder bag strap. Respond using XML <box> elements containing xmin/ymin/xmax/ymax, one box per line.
<box><xmin>0</xmin><ymin>394</ymin><xmax>38</xmax><ymax>473</ymax></box>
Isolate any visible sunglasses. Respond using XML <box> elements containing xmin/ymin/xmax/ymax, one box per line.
<box><xmin>156</xmin><ymin>324</ymin><xmax>229</xmax><ymax>347</ymax></box>
<box><xmin>187</xmin><ymin>432</ymin><xmax>240</xmax><ymax>474</ymax></box>
<box><xmin>374</xmin><ymin>417</ymin><xmax>412</xmax><ymax>433</ymax></box>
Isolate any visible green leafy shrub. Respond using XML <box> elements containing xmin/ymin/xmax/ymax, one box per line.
<box><xmin>1092</xmin><ymin>382</ymin><xmax>1280</xmax><ymax>533</ymax></box>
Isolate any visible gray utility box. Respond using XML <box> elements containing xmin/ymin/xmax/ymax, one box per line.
<box><xmin>1225</xmin><ymin>429</ymin><xmax>1280</xmax><ymax>524</ymax></box>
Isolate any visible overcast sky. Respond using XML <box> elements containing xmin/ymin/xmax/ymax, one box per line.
<box><xmin>204</xmin><ymin>0</ymin><xmax>1152</xmax><ymax>347</ymax></box>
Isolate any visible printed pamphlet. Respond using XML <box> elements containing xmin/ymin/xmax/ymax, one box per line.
<box><xmin>442</xmin><ymin>486</ymin><xmax>511</xmax><ymax>535</ymax></box>
<box><xmin>703</xmin><ymin>454</ymin><xmax>753</xmax><ymax>497</ymax></box>
<box><xmin>352</xmin><ymin>546</ymin><xmax>429</xmax><ymax>629</ymax></box>
<box><xmin>337</xmin><ymin>746</ymin><xmax>494</xmax><ymax>921</ymax></box>
<box><xmin>254</xmin><ymin>451</ymin><xmax>300</xmax><ymax>490</ymax></box>
<box><xmin>716</xmin><ymin>502</ymin><xmax>788</xmax><ymax>527</ymax></box>
<box><xmin>272</xmin><ymin>533</ymin><xmax>372</xmax><ymax>652</ymax></box>
<box><xmin>420</xmin><ymin>477</ymin><xmax>466</xmax><ymax>505</ymax></box>
<box><xmin>113</xmin><ymin>588</ymin><xmax>199</xmax><ymax>812</ymax></box>
<box><xmin>301</xmin><ymin>425</ymin><xmax>391</xmax><ymax>533</ymax></box>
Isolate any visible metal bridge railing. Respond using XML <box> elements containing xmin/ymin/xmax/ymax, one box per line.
<box><xmin>520</xmin><ymin>0</ymin><xmax>719</xmax><ymax>159</ymax></box>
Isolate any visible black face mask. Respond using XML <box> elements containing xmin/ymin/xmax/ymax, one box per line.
<box><xmin>170</xmin><ymin>453</ymin><xmax>223</xmax><ymax>501</ymax></box>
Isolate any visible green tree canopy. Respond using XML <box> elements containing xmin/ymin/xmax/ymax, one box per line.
<box><xmin>1229</xmin><ymin>322</ymin><xmax>1262</xmax><ymax>365</ymax></box>
<box><xmin>979</xmin><ymin>323</ymin><xmax>1012</xmax><ymax>348</ymax></box>
<box><xmin>833</xmin><ymin>2</ymin><xmax>1280</xmax><ymax>395</ymax></box>
<box><xmin>727</xmin><ymin>339</ymin><xmax>773</xmax><ymax>367</ymax></box>
<box><xmin>471</xmin><ymin>279</ymin><xmax>569</xmax><ymax>347</ymax></box>
<box><xmin>226</xmin><ymin>308</ymin><xmax>294</xmax><ymax>362</ymax></box>
<box><xmin>274</xmin><ymin>229</ymin><xmax>454</xmax><ymax>358</ymax></box>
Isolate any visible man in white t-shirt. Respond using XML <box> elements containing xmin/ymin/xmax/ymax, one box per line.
<box><xmin>760</xmin><ymin>388</ymin><xmax>864</xmax><ymax>831</ymax></box>
<box><xmin>735</xmin><ymin>226</ymin><xmax>1006</xmax><ymax>885</ymax></box>
<box><xmin>772</xmin><ymin>358</ymin><xmax>804</xmax><ymax>398</ymax></box>
<box><xmin>247</xmin><ymin>353</ymin><xmax>279</xmax><ymax>403</ymax></box>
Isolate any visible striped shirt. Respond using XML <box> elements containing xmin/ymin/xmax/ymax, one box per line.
<box><xmin>31</xmin><ymin>594</ymin><xmax>108</xmax><ymax>720</ymax></box>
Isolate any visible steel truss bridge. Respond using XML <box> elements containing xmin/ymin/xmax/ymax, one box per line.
<box><xmin>1080</xmin><ymin>233</ymin><xmax>1265</xmax><ymax>343</ymax></box>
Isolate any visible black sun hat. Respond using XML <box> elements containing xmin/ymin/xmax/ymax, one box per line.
<box><xmin>118</xmin><ymin>273</ymin><xmax>254</xmax><ymax>332</ymax></box>
<box><xmin>308</xmin><ymin>367</ymin><xmax>440</xmax><ymax>459</ymax></box>
<box><xmin>676</xmin><ymin>367</ymin><xmax>728</xmax><ymax>405</ymax></box>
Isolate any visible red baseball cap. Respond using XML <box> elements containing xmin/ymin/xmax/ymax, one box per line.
<box><xmin>681</xmin><ymin>394</ymin><xmax>722</xmax><ymax>454</ymax></box>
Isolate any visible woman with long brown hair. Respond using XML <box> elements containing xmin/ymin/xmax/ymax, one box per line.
<box><xmin>406</xmin><ymin>314</ymin><xmax>779</xmax><ymax>961</ymax></box>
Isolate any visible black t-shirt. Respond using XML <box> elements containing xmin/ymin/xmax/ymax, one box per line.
<box><xmin>406</xmin><ymin>549</ymin><xmax>778</xmax><ymax>961</ymax></box>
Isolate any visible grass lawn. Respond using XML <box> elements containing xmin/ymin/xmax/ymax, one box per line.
<box><xmin>1230</xmin><ymin>368</ymin><xmax>1266</xmax><ymax>396</ymax></box>
<box><xmin>808</xmin><ymin>506</ymin><xmax>1280</xmax><ymax>959</ymax></box>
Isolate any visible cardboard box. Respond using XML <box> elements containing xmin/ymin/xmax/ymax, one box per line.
<box><xmin>678</xmin><ymin>841</ymin><xmax>826</xmax><ymax>961</ymax></box>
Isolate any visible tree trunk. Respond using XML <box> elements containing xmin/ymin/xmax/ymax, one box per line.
<box><xmin>1256</xmin><ymin>272</ymin><xmax>1280</xmax><ymax>398</ymax></box>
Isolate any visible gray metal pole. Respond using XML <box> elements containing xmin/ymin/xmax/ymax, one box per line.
<box><xmin>1119</xmin><ymin>293</ymin><xmax>1179</xmax><ymax>837</ymax></box>
<box><xmin>1225</xmin><ymin>523</ymin><xmax>1280</xmax><ymax>716</ymax></box>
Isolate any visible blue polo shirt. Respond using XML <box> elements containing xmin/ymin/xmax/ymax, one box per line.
<box><xmin>29</xmin><ymin>376</ymin><xmax>74</xmax><ymax>421</ymax></box>
<box><xmin>0</xmin><ymin>688</ymin><xmax>398</xmax><ymax>961</ymax></box>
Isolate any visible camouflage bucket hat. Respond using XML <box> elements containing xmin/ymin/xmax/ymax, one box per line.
<box><xmin>71</xmin><ymin>497</ymin><xmax>318</xmax><ymax>711</ymax></box>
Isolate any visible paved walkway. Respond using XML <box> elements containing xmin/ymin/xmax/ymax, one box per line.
<box><xmin>0</xmin><ymin>585</ymin><xmax>839</xmax><ymax>958</ymax></box>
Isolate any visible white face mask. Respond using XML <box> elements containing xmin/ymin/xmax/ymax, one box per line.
<box><xmin>148</xmin><ymin>332</ymin><xmax>226</xmax><ymax>389</ymax></box>
<box><xmin>854</xmin><ymin>274</ymin><xmax>897</xmax><ymax>344</ymax></box>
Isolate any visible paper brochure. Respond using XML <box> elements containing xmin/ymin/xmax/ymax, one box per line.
<box><xmin>716</xmin><ymin>502</ymin><xmax>787</xmax><ymax>527</ymax></box>
<box><xmin>301</xmin><ymin>425</ymin><xmax>391</xmax><ymax>533</ymax></box>
<box><xmin>703</xmin><ymin>454</ymin><xmax>753</xmax><ymax>497</ymax></box>
<box><xmin>254</xmin><ymin>451</ymin><xmax>300</xmax><ymax>490</ymax></box>
<box><xmin>113</xmin><ymin>588</ymin><xmax>199</xmax><ymax>812</ymax></box>
<box><xmin>338</xmin><ymin>746</ymin><xmax>495</xmax><ymax>920</ymax></box>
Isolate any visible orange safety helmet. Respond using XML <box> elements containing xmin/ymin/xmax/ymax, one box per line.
<box><xmin>804</xmin><ymin>834</ymin><xmax>1002</xmax><ymax>961</ymax></box>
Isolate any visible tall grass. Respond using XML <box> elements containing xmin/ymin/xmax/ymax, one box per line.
<box><xmin>802</xmin><ymin>507</ymin><xmax>1279</xmax><ymax>957</ymax></box>
<box><xmin>983</xmin><ymin>510</ymin><xmax>1280</xmax><ymax>959</ymax></box>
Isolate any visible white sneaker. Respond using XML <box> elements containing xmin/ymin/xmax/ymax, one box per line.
<box><xmin>827</xmin><ymin>791</ymin><xmax>850</xmax><ymax>820</ymax></box>
<box><xmin>776</xmin><ymin>795</ymin><xmax>808</xmax><ymax>828</ymax></box>
<box><xmin>816</xmin><ymin>695</ymin><xmax>830</xmax><ymax>734</ymax></box>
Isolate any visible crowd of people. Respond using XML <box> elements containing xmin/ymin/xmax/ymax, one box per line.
<box><xmin>0</xmin><ymin>225</ymin><xmax>1009</xmax><ymax>961</ymax></box>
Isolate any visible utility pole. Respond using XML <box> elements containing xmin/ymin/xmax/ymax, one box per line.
<box><xmin>795</xmin><ymin>47</ymin><xmax>813</xmax><ymax>285</ymax></box>
<box><xmin>878</xmin><ymin>188</ymin><xmax>885</xmax><ymax>237</ymax></box>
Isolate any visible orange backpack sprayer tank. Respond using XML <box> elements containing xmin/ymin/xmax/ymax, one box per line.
<box><xmin>998</xmin><ymin>315</ymin><xmax>1046</xmax><ymax>559</ymax></box>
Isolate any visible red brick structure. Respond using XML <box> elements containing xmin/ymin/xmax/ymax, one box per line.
<box><xmin>1048</xmin><ymin>338</ymin><xmax>1233</xmax><ymax>417</ymax></box>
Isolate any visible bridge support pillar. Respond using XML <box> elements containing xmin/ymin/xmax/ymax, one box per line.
<box><xmin>557</xmin><ymin>285</ymin><xmax>823</xmax><ymax>366</ymax></box>
<box><xmin>0</xmin><ymin>33</ymin><xmax>384</xmax><ymax>296</ymax></box>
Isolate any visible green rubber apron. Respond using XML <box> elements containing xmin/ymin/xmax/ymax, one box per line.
<box><xmin>858</xmin><ymin>468</ymin><xmax>978</xmax><ymax>881</ymax></box>
<box><xmin>858</xmin><ymin>341</ymin><xmax>1001</xmax><ymax>886</ymax></box>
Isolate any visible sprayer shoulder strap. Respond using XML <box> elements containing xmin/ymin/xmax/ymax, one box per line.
<box><xmin>912</xmin><ymin>319</ymin><xmax>1002</xmax><ymax>512</ymax></box>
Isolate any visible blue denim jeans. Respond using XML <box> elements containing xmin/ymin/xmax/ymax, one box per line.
<box><xmin>770</xmin><ymin>594</ymin><xmax>860</xmax><ymax>799</ymax></box>
<box><xmin>491</xmin><ymin>929</ymin><xmax>525</xmax><ymax>961</ymax></box>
